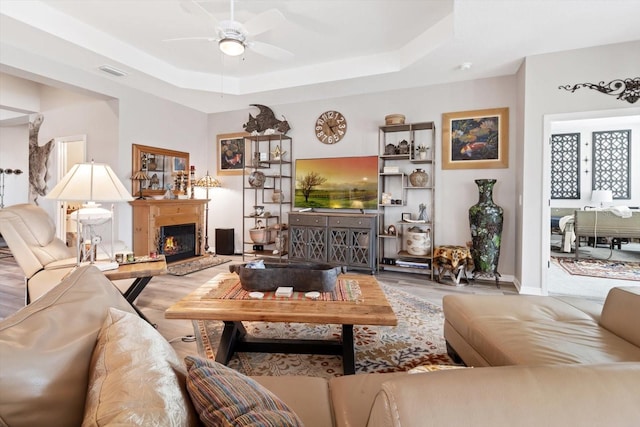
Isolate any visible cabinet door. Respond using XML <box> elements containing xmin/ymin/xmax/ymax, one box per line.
<box><xmin>289</xmin><ymin>226</ymin><xmax>327</xmax><ymax>262</ymax></box>
<box><xmin>349</xmin><ymin>228</ymin><xmax>373</xmax><ymax>267</ymax></box>
<box><xmin>328</xmin><ymin>228</ymin><xmax>349</xmax><ymax>264</ymax></box>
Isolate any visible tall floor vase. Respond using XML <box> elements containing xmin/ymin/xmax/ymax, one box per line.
<box><xmin>468</xmin><ymin>179</ymin><xmax>503</xmax><ymax>287</ymax></box>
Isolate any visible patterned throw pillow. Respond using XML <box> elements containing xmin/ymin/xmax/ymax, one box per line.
<box><xmin>184</xmin><ymin>356</ymin><xmax>303</xmax><ymax>427</ymax></box>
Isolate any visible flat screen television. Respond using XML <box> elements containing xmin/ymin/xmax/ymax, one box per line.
<box><xmin>294</xmin><ymin>156</ymin><xmax>379</xmax><ymax>210</ymax></box>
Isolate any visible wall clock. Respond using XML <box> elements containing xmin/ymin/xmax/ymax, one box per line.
<box><xmin>315</xmin><ymin>110</ymin><xmax>347</xmax><ymax>144</ymax></box>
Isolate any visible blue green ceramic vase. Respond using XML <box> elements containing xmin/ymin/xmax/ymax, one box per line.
<box><xmin>468</xmin><ymin>179</ymin><xmax>503</xmax><ymax>275</ymax></box>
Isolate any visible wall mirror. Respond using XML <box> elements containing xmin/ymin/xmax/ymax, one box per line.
<box><xmin>132</xmin><ymin>144</ymin><xmax>190</xmax><ymax>197</ymax></box>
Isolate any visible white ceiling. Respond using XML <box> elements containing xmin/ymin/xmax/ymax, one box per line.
<box><xmin>1</xmin><ymin>0</ymin><xmax>640</xmax><ymax>114</ymax></box>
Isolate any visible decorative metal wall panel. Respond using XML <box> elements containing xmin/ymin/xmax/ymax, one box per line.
<box><xmin>592</xmin><ymin>130</ymin><xmax>631</xmax><ymax>199</ymax></box>
<box><xmin>550</xmin><ymin>133</ymin><xmax>581</xmax><ymax>199</ymax></box>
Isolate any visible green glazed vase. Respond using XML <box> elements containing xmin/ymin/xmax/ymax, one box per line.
<box><xmin>468</xmin><ymin>179</ymin><xmax>503</xmax><ymax>275</ymax></box>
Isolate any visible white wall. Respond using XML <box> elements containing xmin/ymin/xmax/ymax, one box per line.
<box><xmin>518</xmin><ymin>40</ymin><xmax>640</xmax><ymax>295</ymax></box>
<box><xmin>209</xmin><ymin>76</ymin><xmax>518</xmax><ymax>276</ymax></box>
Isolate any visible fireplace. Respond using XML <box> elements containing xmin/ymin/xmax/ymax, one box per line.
<box><xmin>160</xmin><ymin>223</ymin><xmax>196</xmax><ymax>262</ymax></box>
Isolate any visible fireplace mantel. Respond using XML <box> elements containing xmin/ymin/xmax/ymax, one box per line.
<box><xmin>130</xmin><ymin>199</ymin><xmax>207</xmax><ymax>258</ymax></box>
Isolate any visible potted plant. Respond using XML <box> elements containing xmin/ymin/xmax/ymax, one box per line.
<box><xmin>416</xmin><ymin>145</ymin><xmax>430</xmax><ymax>160</ymax></box>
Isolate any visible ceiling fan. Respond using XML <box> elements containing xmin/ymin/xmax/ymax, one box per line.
<box><xmin>167</xmin><ymin>0</ymin><xmax>294</xmax><ymax>60</ymax></box>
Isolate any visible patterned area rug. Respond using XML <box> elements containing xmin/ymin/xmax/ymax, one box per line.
<box><xmin>194</xmin><ymin>284</ymin><xmax>457</xmax><ymax>377</ymax></box>
<box><xmin>167</xmin><ymin>256</ymin><xmax>230</xmax><ymax>276</ymax></box>
<box><xmin>553</xmin><ymin>257</ymin><xmax>640</xmax><ymax>281</ymax></box>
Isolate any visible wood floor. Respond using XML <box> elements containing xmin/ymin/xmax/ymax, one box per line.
<box><xmin>0</xmin><ymin>251</ymin><xmax>516</xmax><ymax>360</ymax></box>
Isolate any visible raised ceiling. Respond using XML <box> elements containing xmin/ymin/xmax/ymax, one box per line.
<box><xmin>1</xmin><ymin>0</ymin><xmax>640</xmax><ymax>114</ymax></box>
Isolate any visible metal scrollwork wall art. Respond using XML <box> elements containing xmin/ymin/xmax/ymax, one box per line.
<box><xmin>559</xmin><ymin>77</ymin><xmax>639</xmax><ymax>104</ymax></box>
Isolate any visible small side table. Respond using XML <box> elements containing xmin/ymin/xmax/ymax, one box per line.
<box><xmin>434</xmin><ymin>245</ymin><xmax>473</xmax><ymax>286</ymax></box>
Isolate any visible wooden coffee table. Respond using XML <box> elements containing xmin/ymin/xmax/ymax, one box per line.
<box><xmin>165</xmin><ymin>272</ymin><xmax>397</xmax><ymax>374</ymax></box>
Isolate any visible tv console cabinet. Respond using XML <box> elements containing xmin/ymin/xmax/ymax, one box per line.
<box><xmin>288</xmin><ymin>212</ymin><xmax>377</xmax><ymax>273</ymax></box>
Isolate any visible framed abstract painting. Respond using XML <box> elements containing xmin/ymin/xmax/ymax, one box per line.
<box><xmin>217</xmin><ymin>132</ymin><xmax>248</xmax><ymax>176</ymax></box>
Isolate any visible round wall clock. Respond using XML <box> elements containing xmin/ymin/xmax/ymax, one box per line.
<box><xmin>315</xmin><ymin>110</ymin><xmax>347</xmax><ymax>144</ymax></box>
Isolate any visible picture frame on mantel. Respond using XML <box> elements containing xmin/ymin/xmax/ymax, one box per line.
<box><xmin>217</xmin><ymin>132</ymin><xmax>249</xmax><ymax>175</ymax></box>
<box><xmin>441</xmin><ymin>107</ymin><xmax>509</xmax><ymax>170</ymax></box>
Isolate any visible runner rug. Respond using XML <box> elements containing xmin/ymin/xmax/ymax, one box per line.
<box><xmin>167</xmin><ymin>256</ymin><xmax>230</xmax><ymax>276</ymax></box>
<box><xmin>552</xmin><ymin>257</ymin><xmax>640</xmax><ymax>282</ymax></box>
<box><xmin>194</xmin><ymin>283</ymin><xmax>458</xmax><ymax>378</ymax></box>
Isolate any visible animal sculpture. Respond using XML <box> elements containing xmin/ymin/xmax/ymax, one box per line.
<box><xmin>243</xmin><ymin>104</ymin><xmax>290</xmax><ymax>135</ymax></box>
<box><xmin>28</xmin><ymin>114</ymin><xmax>54</xmax><ymax>204</ymax></box>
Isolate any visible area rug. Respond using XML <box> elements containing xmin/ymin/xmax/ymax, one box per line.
<box><xmin>194</xmin><ymin>283</ymin><xmax>457</xmax><ymax>377</ymax></box>
<box><xmin>0</xmin><ymin>247</ymin><xmax>13</xmax><ymax>259</ymax></box>
<box><xmin>552</xmin><ymin>257</ymin><xmax>640</xmax><ymax>282</ymax></box>
<box><xmin>167</xmin><ymin>256</ymin><xmax>230</xmax><ymax>276</ymax></box>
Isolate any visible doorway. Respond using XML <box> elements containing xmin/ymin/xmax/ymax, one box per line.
<box><xmin>54</xmin><ymin>135</ymin><xmax>86</xmax><ymax>242</ymax></box>
<box><xmin>542</xmin><ymin>108</ymin><xmax>640</xmax><ymax>298</ymax></box>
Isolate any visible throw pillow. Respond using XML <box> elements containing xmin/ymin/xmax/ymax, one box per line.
<box><xmin>82</xmin><ymin>308</ymin><xmax>198</xmax><ymax>427</ymax></box>
<box><xmin>184</xmin><ymin>356</ymin><xmax>303</xmax><ymax>427</ymax></box>
<box><xmin>0</xmin><ymin>265</ymin><xmax>137</xmax><ymax>427</ymax></box>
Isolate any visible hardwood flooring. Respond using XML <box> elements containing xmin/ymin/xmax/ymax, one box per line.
<box><xmin>0</xmin><ymin>251</ymin><xmax>517</xmax><ymax>360</ymax></box>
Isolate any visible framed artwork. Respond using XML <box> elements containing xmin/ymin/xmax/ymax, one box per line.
<box><xmin>217</xmin><ymin>132</ymin><xmax>248</xmax><ymax>176</ymax></box>
<box><xmin>172</xmin><ymin>156</ymin><xmax>187</xmax><ymax>172</ymax></box>
<box><xmin>441</xmin><ymin>107</ymin><xmax>509</xmax><ymax>169</ymax></box>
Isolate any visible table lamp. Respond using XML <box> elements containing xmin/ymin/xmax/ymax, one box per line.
<box><xmin>46</xmin><ymin>160</ymin><xmax>133</xmax><ymax>266</ymax></box>
<box><xmin>591</xmin><ymin>189</ymin><xmax>613</xmax><ymax>209</ymax></box>
<box><xmin>131</xmin><ymin>171</ymin><xmax>150</xmax><ymax>199</ymax></box>
<box><xmin>195</xmin><ymin>171</ymin><xmax>221</xmax><ymax>253</ymax></box>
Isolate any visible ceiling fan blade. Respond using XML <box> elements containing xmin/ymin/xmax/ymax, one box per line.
<box><xmin>179</xmin><ymin>0</ymin><xmax>219</xmax><ymax>28</ymax></box>
<box><xmin>249</xmin><ymin>41</ymin><xmax>294</xmax><ymax>60</ymax></box>
<box><xmin>243</xmin><ymin>9</ymin><xmax>286</xmax><ymax>36</ymax></box>
<box><xmin>162</xmin><ymin>36</ymin><xmax>217</xmax><ymax>42</ymax></box>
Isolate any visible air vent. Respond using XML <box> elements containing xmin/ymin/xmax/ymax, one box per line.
<box><xmin>98</xmin><ymin>65</ymin><xmax>127</xmax><ymax>77</ymax></box>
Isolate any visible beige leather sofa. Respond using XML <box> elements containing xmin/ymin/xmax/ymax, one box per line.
<box><xmin>2</xmin><ymin>266</ymin><xmax>639</xmax><ymax>427</ymax></box>
<box><xmin>443</xmin><ymin>287</ymin><xmax>640</xmax><ymax>367</ymax></box>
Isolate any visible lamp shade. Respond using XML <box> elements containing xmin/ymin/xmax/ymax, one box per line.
<box><xmin>591</xmin><ymin>189</ymin><xmax>613</xmax><ymax>205</ymax></box>
<box><xmin>46</xmin><ymin>161</ymin><xmax>133</xmax><ymax>202</ymax></box>
<box><xmin>195</xmin><ymin>173</ymin><xmax>221</xmax><ymax>188</ymax></box>
<box><xmin>219</xmin><ymin>38</ymin><xmax>244</xmax><ymax>56</ymax></box>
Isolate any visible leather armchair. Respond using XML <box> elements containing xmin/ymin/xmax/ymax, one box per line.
<box><xmin>0</xmin><ymin>203</ymin><xmax>76</xmax><ymax>303</ymax></box>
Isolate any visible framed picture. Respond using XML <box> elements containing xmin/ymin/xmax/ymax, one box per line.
<box><xmin>401</xmin><ymin>212</ymin><xmax>412</xmax><ymax>222</ymax></box>
<box><xmin>172</xmin><ymin>156</ymin><xmax>186</xmax><ymax>172</ymax></box>
<box><xmin>217</xmin><ymin>132</ymin><xmax>248</xmax><ymax>176</ymax></box>
<box><xmin>441</xmin><ymin>107</ymin><xmax>509</xmax><ymax>170</ymax></box>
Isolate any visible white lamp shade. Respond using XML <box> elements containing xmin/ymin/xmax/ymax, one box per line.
<box><xmin>591</xmin><ymin>190</ymin><xmax>613</xmax><ymax>204</ymax></box>
<box><xmin>219</xmin><ymin>38</ymin><xmax>244</xmax><ymax>56</ymax></box>
<box><xmin>46</xmin><ymin>162</ymin><xmax>133</xmax><ymax>202</ymax></box>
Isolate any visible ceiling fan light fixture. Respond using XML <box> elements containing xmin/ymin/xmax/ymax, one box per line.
<box><xmin>219</xmin><ymin>38</ymin><xmax>245</xmax><ymax>56</ymax></box>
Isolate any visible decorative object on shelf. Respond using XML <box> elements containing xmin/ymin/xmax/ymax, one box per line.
<box><xmin>147</xmin><ymin>157</ymin><xmax>157</xmax><ymax>170</ymax></box>
<box><xmin>217</xmin><ymin>132</ymin><xmax>248</xmax><ymax>175</ymax></box>
<box><xmin>195</xmin><ymin>171</ymin><xmax>222</xmax><ymax>253</ymax></box>
<box><xmin>381</xmin><ymin>192</ymin><xmax>392</xmax><ymax>205</ymax></box>
<box><xmin>130</xmin><ymin>171</ymin><xmax>150</xmax><ymax>200</ymax></box>
<box><xmin>397</xmin><ymin>140</ymin><xmax>410</xmax><ymax>154</ymax></box>
<box><xmin>243</xmin><ymin>104</ymin><xmax>290</xmax><ymax>135</ymax></box>
<box><xmin>270</xmin><ymin>145</ymin><xmax>286</xmax><ymax>160</ymax></box>
<box><xmin>253</xmin><ymin>205</ymin><xmax>265</xmax><ymax>216</ymax></box>
<box><xmin>385</xmin><ymin>114</ymin><xmax>405</xmax><ymax>125</ymax></box>
<box><xmin>417</xmin><ymin>203</ymin><xmax>428</xmax><ymax>221</ymax></box>
<box><xmin>559</xmin><ymin>77</ymin><xmax>639</xmax><ymax>104</ymax></box>
<box><xmin>248</xmin><ymin>170</ymin><xmax>266</xmax><ymax>188</ymax></box>
<box><xmin>442</xmin><ymin>108</ymin><xmax>509</xmax><ymax>170</ymax></box>
<box><xmin>468</xmin><ymin>179</ymin><xmax>503</xmax><ymax>287</ymax></box>
<box><xmin>315</xmin><ymin>110</ymin><xmax>347</xmax><ymax>144</ymax></box>
<box><xmin>409</xmin><ymin>169</ymin><xmax>429</xmax><ymax>187</ymax></box>
<box><xmin>387</xmin><ymin>224</ymin><xmax>396</xmax><ymax>235</ymax></box>
<box><xmin>384</xmin><ymin>144</ymin><xmax>397</xmax><ymax>155</ymax></box>
<box><xmin>405</xmin><ymin>226</ymin><xmax>431</xmax><ymax>256</ymax></box>
<box><xmin>416</xmin><ymin>145</ymin><xmax>430</xmax><ymax>160</ymax></box>
<box><xmin>401</xmin><ymin>212</ymin><xmax>412</xmax><ymax>222</ymax></box>
<box><xmin>189</xmin><ymin>166</ymin><xmax>196</xmax><ymax>199</ymax></box>
<box><xmin>45</xmin><ymin>160</ymin><xmax>133</xmax><ymax>265</ymax></box>
<box><xmin>249</xmin><ymin>220</ymin><xmax>268</xmax><ymax>244</ymax></box>
<box><xmin>28</xmin><ymin>114</ymin><xmax>55</xmax><ymax>205</ymax></box>
<box><xmin>0</xmin><ymin>168</ymin><xmax>24</xmax><ymax>208</ymax></box>
<box><xmin>271</xmin><ymin>189</ymin><xmax>283</xmax><ymax>203</ymax></box>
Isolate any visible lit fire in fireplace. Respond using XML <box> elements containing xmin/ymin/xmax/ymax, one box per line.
<box><xmin>164</xmin><ymin>236</ymin><xmax>178</xmax><ymax>254</ymax></box>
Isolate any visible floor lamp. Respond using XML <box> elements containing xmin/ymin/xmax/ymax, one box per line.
<box><xmin>195</xmin><ymin>171</ymin><xmax>221</xmax><ymax>253</ymax></box>
<box><xmin>45</xmin><ymin>160</ymin><xmax>133</xmax><ymax>267</ymax></box>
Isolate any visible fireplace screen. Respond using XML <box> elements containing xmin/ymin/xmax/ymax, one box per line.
<box><xmin>159</xmin><ymin>223</ymin><xmax>196</xmax><ymax>262</ymax></box>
